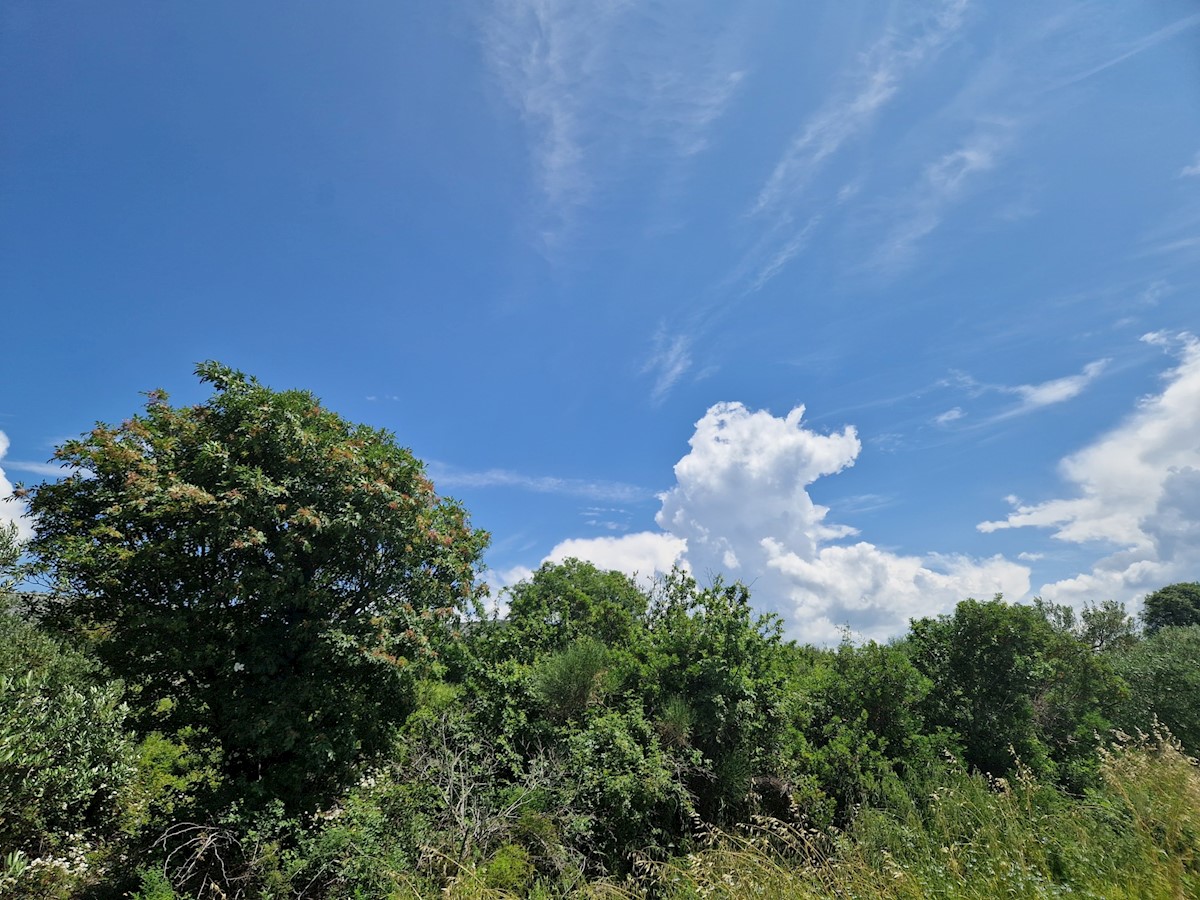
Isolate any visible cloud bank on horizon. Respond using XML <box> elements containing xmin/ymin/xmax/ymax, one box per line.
<box><xmin>979</xmin><ymin>332</ymin><xmax>1200</xmax><ymax>610</ymax></box>
<box><xmin>522</xmin><ymin>332</ymin><xmax>1199</xmax><ymax>641</ymax></box>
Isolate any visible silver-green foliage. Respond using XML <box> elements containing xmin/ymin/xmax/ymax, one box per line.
<box><xmin>0</xmin><ymin>613</ymin><xmax>135</xmax><ymax>857</ymax></box>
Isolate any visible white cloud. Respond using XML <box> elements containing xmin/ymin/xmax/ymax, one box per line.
<box><xmin>875</xmin><ymin>126</ymin><xmax>1009</xmax><ymax>270</ymax></box>
<box><xmin>728</xmin><ymin>0</ymin><xmax>970</xmax><ymax>292</ymax></box>
<box><xmin>751</xmin><ymin>0</ymin><xmax>969</xmax><ymax>218</ymax></box>
<box><xmin>745</xmin><ymin>214</ymin><xmax>822</xmax><ymax>294</ymax></box>
<box><xmin>1051</xmin><ymin>12</ymin><xmax>1200</xmax><ymax>91</ymax></box>
<box><xmin>0</xmin><ymin>432</ymin><xmax>33</xmax><ymax>542</ymax></box>
<box><xmin>429</xmin><ymin>463</ymin><xmax>649</xmax><ymax>503</ymax></box>
<box><xmin>1182</xmin><ymin>152</ymin><xmax>1200</xmax><ymax>178</ymax></box>
<box><xmin>560</xmin><ymin>402</ymin><xmax>1027</xmax><ymax>642</ymax></box>
<box><xmin>480</xmin><ymin>563</ymin><xmax>536</xmax><ymax>617</ymax></box>
<box><xmin>3</xmin><ymin>459</ymin><xmax>78</xmax><ymax>479</ymax></box>
<box><xmin>1004</xmin><ymin>358</ymin><xmax>1108</xmax><ymax>411</ymax></box>
<box><xmin>978</xmin><ymin>332</ymin><xmax>1200</xmax><ymax>610</ymax></box>
<box><xmin>762</xmin><ymin>541</ymin><xmax>1027</xmax><ymax>641</ymax></box>
<box><xmin>1139</xmin><ymin>280</ymin><xmax>1172</xmax><ymax>305</ymax></box>
<box><xmin>481</xmin><ymin>1</ymin><xmax>746</xmax><ymax>249</ymax></box>
<box><xmin>949</xmin><ymin>358</ymin><xmax>1109</xmax><ymax>422</ymax></box>
<box><xmin>643</xmin><ymin>329</ymin><xmax>693</xmax><ymax>404</ymax></box>
<box><xmin>935</xmin><ymin>407</ymin><xmax>965</xmax><ymax>425</ymax></box>
<box><xmin>545</xmin><ymin>532</ymin><xmax>687</xmax><ymax>586</ymax></box>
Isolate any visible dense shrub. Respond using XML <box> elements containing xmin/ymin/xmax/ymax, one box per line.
<box><xmin>1111</xmin><ymin>624</ymin><xmax>1200</xmax><ymax>753</ymax></box>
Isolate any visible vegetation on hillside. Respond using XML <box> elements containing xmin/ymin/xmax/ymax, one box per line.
<box><xmin>2</xmin><ymin>365</ymin><xmax>1198</xmax><ymax>898</ymax></box>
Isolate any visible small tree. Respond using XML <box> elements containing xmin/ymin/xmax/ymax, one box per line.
<box><xmin>505</xmin><ymin>558</ymin><xmax>649</xmax><ymax>652</ymax></box>
<box><xmin>23</xmin><ymin>362</ymin><xmax>487</xmax><ymax>811</ymax></box>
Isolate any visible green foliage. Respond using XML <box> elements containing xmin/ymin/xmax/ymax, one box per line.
<box><xmin>0</xmin><ymin>612</ymin><xmax>135</xmax><ymax>859</ymax></box>
<box><xmin>481</xmin><ymin>843</ymin><xmax>535</xmax><ymax>892</ymax></box>
<box><xmin>23</xmin><ymin>362</ymin><xmax>488</xmax><ymax>812</ymax></box>
<box><xmin>444</xmin><ymin>567</ymin><xmax>794</xmax><ymax>872</ymax></box>
<box><xmin>633</xmin><ymin>572</ymin><xmax>786</xmax><ymax>825</ymax></box>
<box><xmin>625</xmin><ymin>733</ymin><xmax>1200</xmax><ymax>900</ymax></box>
<box><xmin>505</xmin><ymin>558</ymin><xmax>648</xmax><ymax>652</ymax></box>
<box><xmin>1036</xmin><ymin>596</ymin><xmax>1138</xmax><ymax>652</ymax></box>
<box><xmin>1080</xmin><ymin>599</ymin><xmax>1138</xmax><ymax>652</ymax></box>
<box><xmin>1141</xmin><ymin>581</ymin><xmax>1200</xmax><ymax>634</ymax></box>
<box><xmin>121</xmin><ymin>729</ymin><xmax>223</xmax><ymax>834</ymax></box>
<box><xmin>533</xmin><ymin>637</ymin><xmax>610</xmax><ymax>724</ymax></box>
<box><xmin>0</xmin><ymin>521</ymin><xmax>22</xmax><ymax>592</ymax></box>
<box><xmin>1111</xmin><ymin>624</ymin><xmax>1200</xmax><ymax>753</ymax></box>
<box><xmin>11</xmin><ymin>358</ymin><xmax>1200</xmax><ymax>896</ymax></box>
<box><xmin>129</xmin><ymin>867</ymin><xmax>177</xmax><ymax>900</ymax></box>
<box><xmin>785</xmin><ymin>639</ymin><xmax>936</xmax><ymax>819</ymax></box>
<box><xmin>559</xmin><ymin>703</ymin><xmax>691</xmax><ymax>867</ymax></box>
<box><xmin>908</xmin><ymin>597</ymin><xmax>1121</xmax><ymax>787</ymax></box>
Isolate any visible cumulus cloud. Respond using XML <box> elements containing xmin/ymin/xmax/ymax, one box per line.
<box><xmin>0</xmin><ymin>432</ymin><xmax>33</xmax><ymax>541</ymax></box>
<box><xmin>553</xmin><ymin>402</ymin><xmax>1027</xmax><ymax>642</ymax></box>
<box><xmin>481</xmin><ymin>563</ymin><xmax>536</xmax><ymax>618</ymax></box>
<box><xmin>978</xmin><ymin>332</ymin><xmax>1200</xmax><ymax>609</ymax></box>
<box><xmin>485</xmin><ymin>531</ymin><xmax>686</xmax><ymax>615</ymax></box>
<box><xmin>547</xmin><ymin>532</ymin><xmax>687</xmax><ymax>584</ymax></box>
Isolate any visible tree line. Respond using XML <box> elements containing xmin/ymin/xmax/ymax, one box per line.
<box><xmin>2</xmin><ymin>364</ymin><xmax>1198</xmax><ymax>898</ymax></box>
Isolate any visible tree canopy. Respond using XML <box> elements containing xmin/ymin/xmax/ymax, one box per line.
<box><xmin>23</xmin><ymin>361</ymin><xmax>488</xmax><ymax>811</ymax></box>
<box><xmin>1141</xmin><ymin>582</ymin><xmax>1200</xmax><ymax>634</ymax></box>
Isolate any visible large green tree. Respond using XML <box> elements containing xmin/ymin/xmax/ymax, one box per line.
<box><xmin>908</xmin><ymin>597</ymin><xmax>1121</xmax><ymax>786</ymax></box>
<box><xmin>1141</xmin><ymin>582</ymin><xmax>1200</xmax><ymax>634</ymax></box>
<box><xmin>1111</xmin><ymin>625</ymin><xmax>1200</xmax><ymax>753</ymax></box>
<box><xmin>23</xmin><ymin>362</ymin><xmax>487</xmax><ymax>811</ymax></box>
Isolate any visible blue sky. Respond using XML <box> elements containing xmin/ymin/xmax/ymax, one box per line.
<box><xmin>3</xmin><ymin>1</ymin><xmax>1200</xmax><ymax>641</ymax></box>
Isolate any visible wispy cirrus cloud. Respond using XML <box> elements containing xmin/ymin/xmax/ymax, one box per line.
<box><xmin>642</xmin><ymin>328</ymin><xmax>693</xmax><ymax>405</ymax></box>
<box><xmin>1181</xmin><ymin>152</ymin><xmax>1200</xmax><ymax>179</ymax></box>
<box><xmin>945</xmin><ymin>357</ymin><xmax>1110</xmax><ymax>423</ymax></box>
<box><xmin>934</xmin><ymin>407</ymin><xmax>965</xmax><ymax>425</ymax></box>
<box><xmin>481</xmin><ymin>1</ymin><xmax>747</xmax><ymax>251</ymax></box>
<box><xmin>1003</xmin><ymin>359</ymin><xmax>1109</xmax><ymax>412</ymax></box>
<box><xmin>873</xmin><ymin>124</ymin><xmax>1011</xmax><ymax>271</ymax></box>
<box><xmin>750</xmin><ymin>0</ymin><xmax>970</xmax><ymax>219</ymax></box>
<box><xmin>2</xmin><ymin>459</ymin><xmax>74</xmax><ymax>479</ymax></box>
<box><xmin>1048</xmin><ymin>11</ymin><xmax>1200</xmax><ymax>92</ymax></box>
<box><xmin>428</xmin><ymin>462</ymin><xmax>651</xmax><ymax>504</ymax></box>
<box><xmin>737</xmin><ymin>0</ymin><xmax>970</xmax><ymax>292</ymax></box>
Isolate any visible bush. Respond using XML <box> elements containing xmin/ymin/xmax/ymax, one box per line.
<box><xmin>0</xmin><ymin>613</ymin><xmax>135</xmax><ymax>859</ymax></box>
<box><xmin>1111</xmin><ymin>624</ymin><xmax>1200</xmax><ymax>753</ymax></box>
